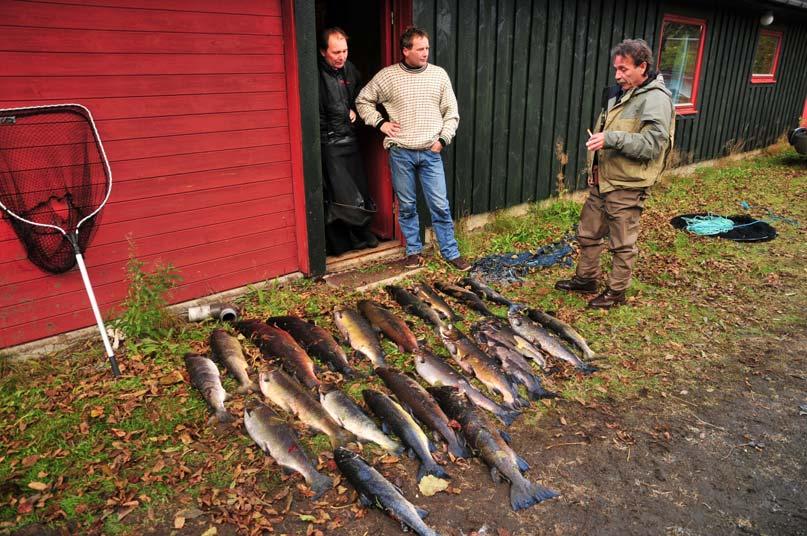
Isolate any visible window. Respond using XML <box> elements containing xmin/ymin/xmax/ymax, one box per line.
<box><xmin>750</xmin><ymin>29</ymin><xmax>782</xmax><ymax>84</ymax></box>
<box><xmin>657</xmin><ymin>14</ymin><xmax>707</xmax><ymax>115</ymax></box>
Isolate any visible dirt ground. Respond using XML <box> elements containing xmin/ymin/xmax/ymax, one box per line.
<box><xmin>264</xmin><ymin>326</ymin><xmax>806</xmax><ymax>536</ymax></box>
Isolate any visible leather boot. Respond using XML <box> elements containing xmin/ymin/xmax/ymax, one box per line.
<box><xmin>588</xmin><ymin>288</ymin><xmax>626</xmax><ymax>309</ymax></box>
<box><xmin>554</xmin><ymin>276</ymin><xmax>598</xmax><ymax>293</ymax></box>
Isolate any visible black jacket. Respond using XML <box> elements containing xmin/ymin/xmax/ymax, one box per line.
<box><xmin>318</xmin><ymin>56</ymin><xmax>362</xmax><ymax>142</ymax></box>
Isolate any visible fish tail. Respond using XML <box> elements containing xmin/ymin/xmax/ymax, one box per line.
<box><xmin>580</xmin><ymin>362</ymin><xmax>598</xmax><ymax>374</ymax></box>
<box><xmin>417</xmin><ymin>461</ymin><xmax>450</xmax><ymax>483</ymax></box>
<box><xmin>497</xmin><ymin>409</ymin><xmax>521</xmax><ymax>427</ymax></box>
<box><xmin>516</xmin><ymin>394</ymin><xmax>531</xmax><ymax>409</ymax></box>
<box><xmin>447</xmin><ymin>434</ymin><xmax>471</xmax><ymax>459</ymax></box>
<box><xmin>528</xmin><ymin>384</ymin><xmax>558</xmax><ymax>400</ymax></box>
<box><xmin>509</xmin><ymin>478</ymin><xmax>560</xmax><ymax>511</ymax></box>
<box><xmin>309</xmin><ymin>471</ymin><xmax>333</xmax><ymax>500</ymax></box>
<box><xmin>215</xmin><ymin>409</ymin><xmax>236</xmax><ymax>424</ymax></box>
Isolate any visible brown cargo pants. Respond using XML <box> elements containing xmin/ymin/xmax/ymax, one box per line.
<box><xmin>575</xmin><ymin>186</ymin><xmax>648</xmax><ymax>292</ymax></box>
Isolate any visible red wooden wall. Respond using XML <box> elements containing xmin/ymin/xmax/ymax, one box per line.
<box><xmin>0</xmin><ymin>0</ymin><xmax>305</xmax><ymax>348</ymax></box>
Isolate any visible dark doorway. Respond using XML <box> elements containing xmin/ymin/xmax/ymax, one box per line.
<box><xmin>314</xmin><ymin>0</ymin><xmax>397</xmax><ymax>243</ymax></box>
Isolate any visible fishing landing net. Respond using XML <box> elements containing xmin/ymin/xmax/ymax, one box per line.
<box><xmin>0</xmin><ymin>104</ymin><xmax>120</xmax><ymax>376</ymax></box>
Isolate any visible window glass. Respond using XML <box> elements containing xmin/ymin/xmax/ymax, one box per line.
<box><xmin>658</xmin><ymin>19</ymin><xmax>705</xmax><ymax>109</ymax></box>
<box><xmin>752</xmin><ymin>31</ymin><xmax>781</xmax><ymax>77</ymax></box>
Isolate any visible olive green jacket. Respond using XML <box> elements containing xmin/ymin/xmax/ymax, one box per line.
<box><xmin>588</xmin><ymin>74</ymin><xmax>675</xmax><ymax>193</ymax></box>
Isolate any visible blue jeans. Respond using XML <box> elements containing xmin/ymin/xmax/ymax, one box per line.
<box><xmin>388</xmin><ymin>146</ymin><xmax>460</xmax><ymax>260</ymax></box>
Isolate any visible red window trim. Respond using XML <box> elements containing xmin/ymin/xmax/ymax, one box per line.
<box><xmin>801</xmin><ymin>97</ymin><xmax>807</xmax><ymax>128</ymax></box>
<box><xmin>750</xmin><ymin>29</ymin><xmax>783</xmax><ymax>84</ymax></box>
<box><xmin>657</xmin><ymin>14</ymin><xmax>707</xmax><ymax>116</ymax></box>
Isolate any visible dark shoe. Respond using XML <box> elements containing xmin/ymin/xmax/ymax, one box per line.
<box><xmin>554</xmin><ymin>276</ymin><xmax>598</xmax><ymax>293</ymax></box>
<box><xmin>448</xmin><ymin>256</ymin><xmax>472</xmax><ymax>272</ymax></box>
<box><xmin>403</xmin><ymin>254</ymin><xmax>424</xmax><ymax>269</ymax></box>
<box><xmin>587</xmin><ymin>288</ymin><xmax>626</xmax><ymax>309</ymax></box>
<box><xmin>365</xmin><ymin>233</ymin><xmax>379</xmax><ymax>248</ymax></box>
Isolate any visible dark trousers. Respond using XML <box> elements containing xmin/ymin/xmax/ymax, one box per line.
<box><xmin>321</xmin><ymin>138</ymin><xmax>376</xmax><ymax>256</ymax></box>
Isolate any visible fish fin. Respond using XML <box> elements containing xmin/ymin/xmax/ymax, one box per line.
<box><xmin>427</xmin><ymin>440</ymin><xmax>437</xmax><ymax>453</ymax></box>
<box><xmin>358</xmin><ymin>493</ymin><xmax>373</xmax><ymax>508</ymax></box>
<box><xmin>516</xmin><ymin>395</ymin><xmax>531</xmax><ymax>409</ymax></box>
<box><xmin>405</xmin><ymin>448</ymin><xmax>415</xmax><ymax>459</ymax></box>
<box><xmin>236</xmin><ymin>384</ymin><xmax>251</xmax><ymax>395</ymax></box>
<box><xmin>499</xmin><ymin>430</ymin><xmax>512</xmax><ymax>445</ymax></box>
<box><xmin>497</xmin><ymin>410</ymin><xmax>521</xmax><ymax>427</ymax></box>
<box><xmin>309</xmin><ymin>472</ymin><xmax>333</xmax><ymax>500</ymax></box>
<box><xmin>516</xmin><ymin>455</ymin><xmax>530</xmax><ymax>474</ymax></box>
<box><xmin>415</xmin><ymin>507</ymin><xmax>429</xmax><ymax>520</ymax></box>
<box><xmin>215</xmin><ymin>410</ymin><xmax>236</xmax><ymax>424</ymax></box>
<box><xmin>578</xmin><ymin>362</ymin><xmax>599</xmax><ymax>374</ymax></box>
<box><xmin>509</xmin><ymin>479</ymin><xmax>559</xmax><ymax>511</ymax></box>
<box><xmin>448</xmin><ymin>436</ymin><xmax>471</xmax><ymax>459</ymax></box>
<box><xmin>280</xmin><ymin>466</ymin><xmax>295</xmax><ymax>476</ymax></box>
<box><xmin>417</xmin><ymin>462</ymin><xmax>450</xmax><ymax>483</ymax></box>
<box><xmin>380</xmin><ymin>421</ymin><xmax>391</xmax><ymax>435</ymax></box>
<box><xmin>489</xmin><ymin>466</ymin><xmax>503</xmax><ymax>484</ymax></box>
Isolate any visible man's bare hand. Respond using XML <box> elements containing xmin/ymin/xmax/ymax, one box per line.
<box><xmin>380</xmin><ymin>121</ymin><xmax>401</xmax><ymax>137</ymax></box>
<box><xmin>349</xmin><ymin>110</ymin><xmax>356</xmax><ymax>123</ymax></box>
<box><xmin>430</xmin><ymin>141</ymin><xmax>442</xmax><ymax>153</ymax></box>
<box><xmin>586</xmin><ymin>132</ymin><xmax>606</xmax><ymax>152</ymax></box>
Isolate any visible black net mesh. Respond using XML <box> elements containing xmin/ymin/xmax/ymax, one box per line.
<box><xmin>0</xmin><ymin>105</ymin><xmax>110</xmax><ymax>274</ymax></box>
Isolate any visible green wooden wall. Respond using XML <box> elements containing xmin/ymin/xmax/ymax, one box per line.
<box><xmin>413</xmin><ymin>0</ymin><xmax>807</xmax><ymax>217</ymax></box>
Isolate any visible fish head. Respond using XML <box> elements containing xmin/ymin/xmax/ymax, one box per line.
<box><xmin>318</xmin><ymin>382</ymin><xmax>338</xmax><ymax>395</ymax></box>
<box><xmin>333</xmin><ymin>446</ymin><xmax>357</xmax><ymax>465</ymax></box>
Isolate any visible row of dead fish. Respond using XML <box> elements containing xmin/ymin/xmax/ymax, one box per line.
<box><xmin>186</xmin><ymin>345</ymin><xmax>558</xmax><ymax>536</ymax></box>
<box><xmin>183</xmin><ymin>276</ymin><xmax>599</xmax><ymax>535</ymax></box>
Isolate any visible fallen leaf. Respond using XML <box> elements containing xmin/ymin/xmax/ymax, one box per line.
<box><xmin>160</xmin><ymin>370</ymin><xmax>184</xmax><ymax>385</ymax></box>
<box><xmin>21</xmin><ymin>454</ymin><xmax>40</xmax><ymax>467</ymax></box>
<box><xmin>174</xmin><ymin>515</ymin><xmax>186</xmax><ymax>529</ymax></box>
<box><xmin>200</xmin><ymin>528</ymin><xmax>218</xmax><ymax>536</ymax></box>
<box><xmin>27</xmin><ymin>482</ymin><xmax>48</xmax><ymax>491</ymax></box>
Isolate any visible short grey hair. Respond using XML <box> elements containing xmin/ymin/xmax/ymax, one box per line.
<box><xmin>611</xmin><ymin>39</ymin><xmax>654</xmax><ymax>72</ymax></box>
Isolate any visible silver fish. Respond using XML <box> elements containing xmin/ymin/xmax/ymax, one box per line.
<box><xmin>258</xmin><ymin>369</ymin><xmax>354</xmax><ymax>448</ymax></box>
<box><xmin>333</xmin><ymin>307</ymin><xmax>386</xmax><ymax>367</ymax></box>
<box><xmin>319</xmin><ymin>384</ymin><xmax>403</xmax><ymax>454</ymax></box>
<box><xmin>184</xmin><ymin>353</ymin><xmax>235</xmax><ymax>424</ymax></box>
<box><xmin>413</xmin><ymin>347</ymin><xmax>520</xmax><ymax>426</ymax></box>
<box><xmin>334</xmin><ymin>447</ymin><xmax>442</xmax><ymax>536</ymax></box>
<box><xmin>244</xmin><ymin>403</ymin><xmax>333</xmax><ymax>499</ymax></box>
<box><xmin>526</xmin><ymin>308</ymin><xmax>599</xmax><ymax>366</ymax></box>
<box><xmin>412</xmin><ymin>283</ymin><xmax>462</xmax><ymax>322</ymax></box>
<box><xmin>209</xmin><ymin>329</ymin><xmax>258</xmax><ymax>394</ymax></box>
<box><xmin>507</xmin><ymin>310</ymin><xmax>596</xmax><ymax>374</ymax></box>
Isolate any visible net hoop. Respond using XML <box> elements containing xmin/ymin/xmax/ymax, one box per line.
<box><xmin>0</xmin><ymin>103</ymin><xmax>113</xmax><ymax>239</ymax></box>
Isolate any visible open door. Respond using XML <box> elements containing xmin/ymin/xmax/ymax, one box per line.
<box><xmin>314</xmin><ymin>0</ymin><xmax>411</xmax><ymax>243</ymax></box>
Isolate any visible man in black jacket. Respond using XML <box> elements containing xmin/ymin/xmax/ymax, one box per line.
<box><xmin>318</xmin><ymin>27</ymin><xmax>378</xmax><ymax>256</ymax></box>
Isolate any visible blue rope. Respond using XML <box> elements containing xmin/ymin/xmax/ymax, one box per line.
<box><xmin>682</xmin><ymin>214</ymin><xmax>761</xmax><ymax>236</ymax></box>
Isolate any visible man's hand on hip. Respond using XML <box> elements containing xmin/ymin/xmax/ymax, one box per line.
<box><xmin>586</xmin><ymin>132</ymin><xmax>606</xmax><ymax>152</ymax></box>
<box><xmin>380</xmin><ymin>121</ymin><xmax>401</xmax><ymax>137</ymax></box>
<box><xmin>349</xmin><ymin>110</ymin><xmax>356</xmax><ymax>123</ymax></box>
<box><xmin>429</xmin><ymin>141</ymin><xmax>443</xmax><ymax>153</ymax></box>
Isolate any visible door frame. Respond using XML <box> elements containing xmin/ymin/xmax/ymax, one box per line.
<box><xmin>291</xmin><ymin>0</ymin><xmax>412</xmax><ymax>276</ymax></box>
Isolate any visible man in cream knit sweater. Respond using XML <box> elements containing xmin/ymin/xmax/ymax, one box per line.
<box><xmin>356</xmin><ymin>27</ymin><xmax>470</xmax><ymax>271</ymax></box>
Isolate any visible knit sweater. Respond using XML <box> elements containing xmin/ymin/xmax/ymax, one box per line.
<box><xmin>356</xmin><ymin>62</ymin><xmax>460</xmax><ymax>150</ymax></box>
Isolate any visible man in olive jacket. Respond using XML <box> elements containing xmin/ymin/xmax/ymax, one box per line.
<box><xmin>556</xmin><ymin>39</ymin><xmax>675</xmax><ymax>308</ymax></box>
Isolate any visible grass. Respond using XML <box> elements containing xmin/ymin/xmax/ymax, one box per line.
<box><xmin>1</xmin><ymin>146</ymin><xmax>805</xmax><ymax>534</ymax></box>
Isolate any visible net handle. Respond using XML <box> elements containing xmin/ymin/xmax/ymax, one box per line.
<box><xmin>74</xmin><ymin>245</ymin><xmax>121</xmax><ymax>377</ymax></box>
<box><xmin>0</xmin><ymin>103</ymin><xmax>113</xmax><ymax>234</ymax></box>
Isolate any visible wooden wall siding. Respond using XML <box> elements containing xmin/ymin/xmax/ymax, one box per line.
<box><xmin>413</xmin><ymin>0</ymin><xmax>807</xmax><ymax>215</ymax></box>
<box><xmin>0</xmin><ymin>0</ymin><xmax>301</xmax><ymax>348</ymax></box>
